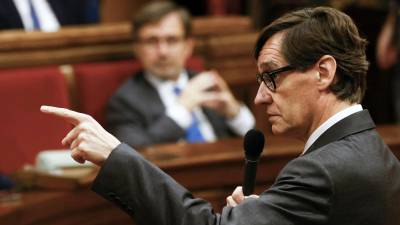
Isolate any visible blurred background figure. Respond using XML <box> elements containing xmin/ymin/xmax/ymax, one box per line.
<box><xmin>106</xmin><ymin>1</ymin><xmax>255</xmax><ymax>148</ymax></box>
<box><xmin>0</xmin><ymin>0</ymin><xmax>99</xmax><ymax>32</ymax></box>
<box><xmin>377</xmin><ymin>0</ymin><xmax>400</xmax><ymax>123</ymax></box>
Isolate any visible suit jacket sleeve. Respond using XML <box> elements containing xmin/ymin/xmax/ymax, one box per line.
<box><xmin>92</xmin><ymin>143</ymin><xmax>333</xmax><ymax>225</ymax></box>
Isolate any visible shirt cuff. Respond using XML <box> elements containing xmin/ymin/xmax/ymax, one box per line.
<box><xmin>227</xmin><ymin>105</ymin><xmax>255</xmax><ymax>136</ymax></box>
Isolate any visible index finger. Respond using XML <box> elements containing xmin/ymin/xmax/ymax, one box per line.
<box><xmin>211</xmin><ymin>72</ymin><xmax>229</xmax><ymax>90</ymax></box>
<box><xmin>40</xmin><ymin>105</ymin><xmax>88</xmax><ymax>126</ymax></box>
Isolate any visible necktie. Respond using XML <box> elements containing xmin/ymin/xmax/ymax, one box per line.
<box><xmin>28</xmin><ymin>0</ymin><xmax>41</xmax><ymax>30</ymax></box>
<box><xmin>173</xmin><ymin>86</ymin><xmax>205</xmax><ymax>143</ymax></box>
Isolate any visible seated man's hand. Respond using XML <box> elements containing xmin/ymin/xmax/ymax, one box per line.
<box><xmin>40</xmin><ymin>105</ymin><xmax>121</xmax><ymax>166</ymax></box>
<box><xmin>178</xmin><ymin>70</ymin><xmax>240</xmax><ymax>118</ymax></box>
<box><xmin>226</xmin><ymin>186</ymin><xmax>259</xmax><ymax>207</ymax></box>
<box><xmin>178</xmin><ymin>71</ymin><xmax>218</xmax><ymax>111</ymax></box>
<box><xmin>202</xmin><ymin>72</ymin><xmax>241</xmax><ymax>119</ymax></box>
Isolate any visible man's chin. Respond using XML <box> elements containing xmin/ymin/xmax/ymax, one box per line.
<box><xmin>270</xmin><ymin>128</ymin><xmax>283</xmax><ymax>136</ymax></box>
<box><xmin>270</xmin><ymin>124</ymin><xmax>288</xmax><ymax>136</ymax></box>
<box><xmin>151</xmin><ymin>69</ymin><xmax>180</xmax><ymax>80</ymax></box>
<box><xmin>271</xmin><ymin>125</ymin><xmax>303</xmax><ymax>141</ymax></box>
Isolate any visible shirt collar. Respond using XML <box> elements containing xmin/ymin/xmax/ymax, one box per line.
<box><xmin>302</xmin><ymin>104</ymin><xmax>363</xmax><ymax>155</ymax></box>
<box><xmin>144</xmin><ymin>70</ymin><xmax>189</xmax><ymax>90</ymax></box>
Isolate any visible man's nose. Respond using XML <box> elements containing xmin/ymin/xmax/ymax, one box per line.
<box><xmin>156</xmin><ymin>41</ymin><xmax>169</xmax><ymax>56</ymax></box>
<box><xmin>254</xmin><ymin>83</ymin><xmax>272</xmax><ymax>105</ymax></box>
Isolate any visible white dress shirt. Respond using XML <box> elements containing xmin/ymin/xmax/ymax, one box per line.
<box><xmin>13</xmin><ymin>0</ymin><xmax>60</xmax><ymax>32</ymax></box>
<box><xmin>303</xmin><ymin>104</ymin><xmax>363</xmax><ymax>154</ymax></box>
<box><xmin>145</xmin><ymin>71</ymin><xmax>255</xmax><ymax>142</ymax></box>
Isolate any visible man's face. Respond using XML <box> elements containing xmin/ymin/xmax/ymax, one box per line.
<box><xmin>254</xmin><ymin>32</ymin><xmax>320</xmax><ymax>140</ymax></box>
<box><xmin>133</xmin><ymin>12</ymin><xmax>193</xmax><ymax>80</ymax></box>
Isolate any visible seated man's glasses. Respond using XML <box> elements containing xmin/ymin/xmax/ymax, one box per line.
<box><xmin>137</xmin><ymin>35</ymin><xmax>185</xmax><ymax>49</ymax></box>
<box><xmin>256</xmin><ymin>65</ymin><xmax>294</xmax><ymax>91</ymax></box>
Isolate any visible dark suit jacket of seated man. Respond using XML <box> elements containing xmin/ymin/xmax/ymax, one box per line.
<box><xmin>106</xmin><ymin>2</ymin><xmax>255</xmax><ymax>148</ymax></box>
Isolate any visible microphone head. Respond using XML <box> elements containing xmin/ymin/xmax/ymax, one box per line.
<box><xmin>243</xmin><ymin>129</ymin><xmax>265</xmax><ymax>161</ymax></box>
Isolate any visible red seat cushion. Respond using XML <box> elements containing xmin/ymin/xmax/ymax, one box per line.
<box><xmin>0</xmin><ymin>66</ymin><xmax>71</xmax><ymax>174</ymax></box>
<box><xmin>73</xmin><ymin>57</ymin><xmax>204</xmax><ymax>126</ymax></box>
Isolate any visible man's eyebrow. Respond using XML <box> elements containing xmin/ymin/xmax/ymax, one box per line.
<box><xmin>259</xmin><ymin>61</ymin><xmax>279</xmax><ymax>72</ymax></box>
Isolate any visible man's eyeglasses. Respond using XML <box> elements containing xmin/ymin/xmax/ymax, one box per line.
<box><xmin>256</xmin><ymin>65</ymin><xmax>294</xmax><ymax>91</ymax></box>
<box><xmin>137</xmin><ymin>36</ymin><xmax>185</xmax><ymax>49</ymax></box>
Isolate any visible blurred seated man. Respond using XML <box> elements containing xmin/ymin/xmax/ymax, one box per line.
<box><xmin>377</xmin><ymin>0</ymin><xmax>400</xmax><ymax>123</ymax></box>
<box><xmin>0</xmin><ymin>0</ymin><xmax>98</xmax><ymax>31</ymax></box>
<box><xmin>106</xmin><ymin>1</ymin><xmax>255</xmax><ymax>148</ymax></box>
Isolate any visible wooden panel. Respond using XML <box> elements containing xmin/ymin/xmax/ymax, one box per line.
<box><xmin>0</xmin><ymin>16</ymin><xmax>254</xmax><ymax>69</ymax></box>
<box><xmin>0</xmin><ymin>23</ymin><xmax>131</xmax><ymax>51</ymax></box>
<box><xmin>191</xmin><ymin>16</ymin><xmax>253</xmax><ymax>37</ymax></box>
<box><xmin>0</xmin><ymin>191</ymin><xmax>132</xmax><ymax>225</ymax></box>
<box><xmin>100</xmin><ymin>0</ymin><xmax>145</xmax><ymax>23</ymax></box>
<box><xmin>203</xmin><ymin>32</ymin><xmax>258</xmax><ymax>58</ymax></box>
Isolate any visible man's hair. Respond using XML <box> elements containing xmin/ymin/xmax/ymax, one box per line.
<box><xmin>132</xmin><ymin>1</ymin><xmax>192</xmax><ymax>40</ymax></box>
<box><xmin>254</xmin><ymin>7</ymin><xmax>369</xmax><ymax>103</ymax></box>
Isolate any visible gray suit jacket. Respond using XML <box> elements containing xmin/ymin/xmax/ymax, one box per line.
<box><xmin>106</xmin><ymin>71</ymin><xmax>237</xmax><ymax>148</ymax></box>
<box><xmin>93</xmin><ymin>110</ymin><xmax>400</xmax><ymax>225</ymax></box>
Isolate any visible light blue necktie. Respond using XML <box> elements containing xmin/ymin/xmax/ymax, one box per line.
<box><xmin>173</xmin><ymin>86</ymin><xmax>205</xmax><ymax>143</ymax></box>
<box><xmin>28</xmin><ymin>0</ymin><xmax>41</xmax><ymax>30</ymax></box>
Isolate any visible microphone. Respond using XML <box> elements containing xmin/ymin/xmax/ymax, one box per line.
<box><xmin>242</xmin><ymin>129</ymin><xmax>265</xmax><ymax>196</ymax></box>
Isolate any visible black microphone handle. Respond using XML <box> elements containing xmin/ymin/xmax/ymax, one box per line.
<box><xmin>243</xmin><ymin>159</ymin><xmax>258</xmax><ymax>196</ymax></box>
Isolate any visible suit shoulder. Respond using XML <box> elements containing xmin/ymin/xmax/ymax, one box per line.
<box><xmin>302</xmin><ymin>129</ymin><xmax>397</xmax><ymax>186</ymax></box>
<box><xmin>307</xmin><ymin>129</ymin><xmax>387</xmax><ymax>163</ymax></box>
<box><xmin>110</xmin><ymin>72</ymin><xmax>146</xmax><ymax>99</ymax></box>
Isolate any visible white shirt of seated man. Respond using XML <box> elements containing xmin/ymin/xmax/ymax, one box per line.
<box><xmin>13</xmin><ymin>0</ymin><xmax>60</xmax><ymax>32</ymax></box>
<box><xmin>145</xmin><ymin>70</ymin><xmax>255</xmax><ymax>141</ymax></box>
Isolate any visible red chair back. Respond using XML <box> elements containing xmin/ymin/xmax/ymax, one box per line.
<box><xmin>74</xmin><ymin>59</ymin><xmax>142</xmax><ymax>125</ymax></box>
<box><xmin>0</xmin><ymin>66</ymin><xmax>71</xmax><ymax>174</ymax></box>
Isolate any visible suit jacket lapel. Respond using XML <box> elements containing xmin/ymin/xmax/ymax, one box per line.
<box><xmin>134</xmin><ymin>72</ymin><xmax>165</xmax><ymax>115</ymax></box>
<box><xmin>305</xmin><ymin>110</ymin><xmax>376</xmax><ymax>154</ymax></box>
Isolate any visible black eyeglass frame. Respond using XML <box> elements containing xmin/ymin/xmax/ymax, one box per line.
<box><xmin>256</xmin><ymin>65</ymin><xmax>294</xmax><ymax>91</ymax></box>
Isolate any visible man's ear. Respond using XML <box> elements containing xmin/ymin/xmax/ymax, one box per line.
<box><xmin>316</xmin><ymin>55</ymin><xmax>337</xmax><ymax>91</ymax></box>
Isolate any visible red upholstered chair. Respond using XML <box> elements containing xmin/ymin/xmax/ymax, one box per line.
<box><xmin>185</xmin><ymin>56</ymin><xmax>204</xmax><ymax>72</ymax></box>
<box><xmin>73</xmin><ymin>59</ymin><xmax>142</xmax><ymax>126</ymax></box>
<box><xmin>0</xmin><ymin>66</ymin><xmax>71</xmax><ymax>174</ymax></box>
<box><xmin>73</xmin><ymin>57</ymin><xmax>204</xmax><ymax>126</ymax></box>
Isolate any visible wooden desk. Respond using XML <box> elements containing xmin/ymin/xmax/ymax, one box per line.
<box><xmin>143</xmin><ymin>136</ymin><xmax>302</xmax><ymax>192</ymax></box>
<box><xmin>1</xmin><ymin>125</ymin><xmax>400</xmax><ymax>225</ymax></box>
<box><xmin>0</xmin><ymin>191</ymin><xmax>132</xmax><ymax>225</ymax></box>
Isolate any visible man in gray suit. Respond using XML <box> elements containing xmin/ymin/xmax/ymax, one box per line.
<box><xmin>106</xmin><ymin>2</ymin><xmax>255</xmax><ymax>148</ymax></box>
<box><xmin>41</xmin><ymin>6</ymin><xmax>400</xmax><ymax>225</ymax></box>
